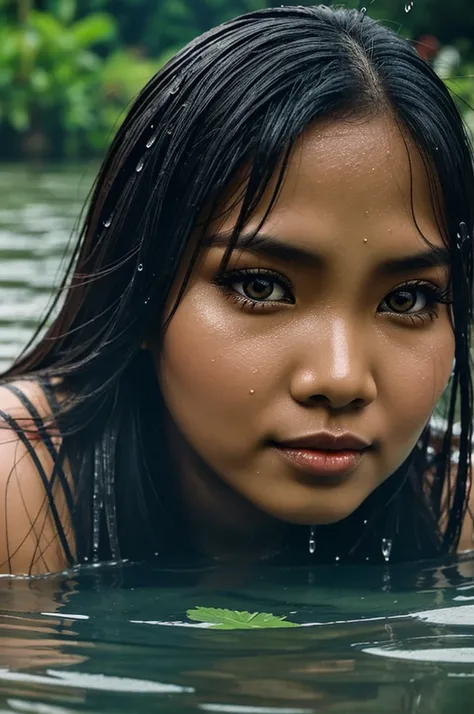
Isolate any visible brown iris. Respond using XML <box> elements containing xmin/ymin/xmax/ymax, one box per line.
<box><xmin>385</xmin><ymin>289</ymin><xmax>418</xmax><ymax>313</ymax></box>
<box><xmin>242</xmin><ymin>277</ymin><xmax>275</xmax><ymax>300</ymax></box>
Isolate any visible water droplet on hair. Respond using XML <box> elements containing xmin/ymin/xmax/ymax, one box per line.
<box><xmin>309</xmin><ymin>526</ymin><xmax>316</xmax><ymax>554</ymax></box>
<box><xmin>137</xmin><ymin>263</ymin><xmax>144</xmax><ymax>272</ymax></box>
<box><xmin>166</xmin><ymin>124</ymin><xmax>174</xmax><ymax>136</ymax></box>
<box><xmin>146</xmin><ymin>131</ymin><xmax>158</xmax><ymax>149</ymax></box>
<box><xmin>144</xmin><ymin>297</ymin><xmax>150</xmax><ymax>305</ymax></box>
<box><xmin>136</xmin><ymin>157</ymin><xmax>145</xmax><ymax>172</ymax></box>
<box><xmin>381</xmin><ymin>537</ymin><xmax>393</xmax><ymax>562</ymax></box>
<box><xmin>363</xmin><ymin>519</ymin><xmax>368</xmax><ymax>525</ymax></box>
<box><xmin>404</xmin><ymin>1</ymin><xmax>414</xmax><ymax>11</ymax></box>
<box><xmin>169</xmin><ymin>75</ymin><xmax>184</xmax><ymax>95</ymax></box>
<box><xmin>335</xmin><ymin>556</ymin><xmax>340</xmax><ymax>562</ymax></box>
<box><xmin>103</xmin><ymin>215</ymin><xmax>113</xmax><ymax>228</ymax></box>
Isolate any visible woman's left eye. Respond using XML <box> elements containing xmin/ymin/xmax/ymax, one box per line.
<box><xmin>378</xmin><ymin>283</ymin><xmax>446</xmax><ymax>316</ymax></box>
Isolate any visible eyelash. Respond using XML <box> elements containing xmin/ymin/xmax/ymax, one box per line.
<box><xmin>379</xmin><ymin>280</ymin><xmax>452</xmax><ymax>325</ymax></box>
<box><xmin>214</xmin><ymin>268</ymin><xmax>295</xmax><ymax>311</ymax></box>
<box><xmin>214</xmin><ymin>269</ymin><xmax>452</xmax><ymax>323</ymax></box>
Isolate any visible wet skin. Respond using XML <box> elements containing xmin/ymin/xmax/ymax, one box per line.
<box><xmin>152</xmin><ymin>114</ymin><xmax>455</xmax><ymax>558</ymax></box>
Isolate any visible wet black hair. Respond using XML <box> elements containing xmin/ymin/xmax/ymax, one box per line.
<box><xmin>3</xmin><ymin>4</ymin><xmax>473</xmax><ymax>570</ymax></box>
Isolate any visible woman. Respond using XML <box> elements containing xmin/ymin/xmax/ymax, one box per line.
<box><xmin>0</xmin><ymin>4</ymin><xmax>473</xmax><ymax>575</ymax></box>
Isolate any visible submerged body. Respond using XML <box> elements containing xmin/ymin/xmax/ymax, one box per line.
<box><xmin>0</xmin><ymin>5</ymin><xmax>473</xmax><ymax>574</ymax></box>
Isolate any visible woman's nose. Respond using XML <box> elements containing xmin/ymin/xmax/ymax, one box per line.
<box><xmin>289</xmin><ymin>316</ymin><xmax>377</xmax><ymax>411</ymax></box>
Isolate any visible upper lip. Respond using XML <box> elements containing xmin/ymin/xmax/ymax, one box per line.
<box><xmin>276</xmin><ymin>431</ymin><xmax>371</xmax><ymax>451</ymax></box>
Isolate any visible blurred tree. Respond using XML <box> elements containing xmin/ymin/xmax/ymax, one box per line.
<box><xmin>0</xmin><ymin>0</ymin><xmax>473</xmax><ymax>159</ymax></box>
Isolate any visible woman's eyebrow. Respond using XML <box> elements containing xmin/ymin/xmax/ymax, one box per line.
<box><xmin>205</xmin><ymin>232</ymin><xmax>322</xmax><ymax>267</ymax></box>
<box><xmin>375</xmin><ymin>246</ymin><xmax>451</xmax><ymax>277</ymax></box>
<box><xmin>206</xmin><ymin>231</ymin><xmax>451</xmax><ymax>274</ymax></box>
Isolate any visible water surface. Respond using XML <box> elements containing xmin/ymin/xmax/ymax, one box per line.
<box><xmin>2</xmin><ymin>557</ymin><xmax>474</xmax><ymax>713</ymax></box>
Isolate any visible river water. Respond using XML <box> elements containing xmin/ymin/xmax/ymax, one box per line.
<box><xmin>0</xmin><ymin>163</ymin><xmax>474</xmax><ymax>713</ymax></box>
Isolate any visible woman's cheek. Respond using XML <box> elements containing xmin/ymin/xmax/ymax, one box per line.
<box><xmin>380</xmin><ymin>326</ymin><xmax>454</xmax><ymax>450</ymax></box>
<box><xmin>159</xmin><ymin>289</ymin><xmax>278</xmax><ymax>445</ymax></box>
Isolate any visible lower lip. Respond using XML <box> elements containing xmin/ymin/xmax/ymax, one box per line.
<box><xmin>275</xmin><ymin>447</ymin><xmax>366</xmax><ymax>478</ymax></box>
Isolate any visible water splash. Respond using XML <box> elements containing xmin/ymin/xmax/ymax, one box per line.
<box><xmin>381</xmin><ymin>537</ymin><xmax>393</xmax><ymax>563</ymax></box>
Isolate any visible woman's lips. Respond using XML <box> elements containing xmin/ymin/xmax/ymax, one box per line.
<box><xmin>274</xmin><ymin>446</ymin><xmax>367</xmax><ymax>478</ymax></box>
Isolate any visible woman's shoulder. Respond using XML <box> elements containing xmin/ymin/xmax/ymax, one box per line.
<box><xmin>0</xmin><ymin>378</ymin><xmax>73</xmax><ymax>575</ymax></box>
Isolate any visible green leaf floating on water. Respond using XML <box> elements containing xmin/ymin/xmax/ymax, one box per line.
<box><xmin>186</xmin><ymin>607</ymin><xmax>300</xmax><ymax>630</ymax></box>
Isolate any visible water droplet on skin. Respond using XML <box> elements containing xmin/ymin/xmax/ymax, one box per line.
<box><xmin>249</xmin><ymin>389</ymin><xmax>255</xmax><ymax>395</ymax></box>
<box><xmin>381</xmin><ymin>537</ymin><xmax>393</xmax><ymax>562</ymax></box>
<box><xmin>252</xmin><ymin>369</ymin><xmax>258</xmax><ymax>374</ymax></box>
<box><xmin>137</xmin><ymin>263</ymin><xmax>144</xmax><ymax>272</ymax></box>
<box><xmin>136</xmin><ymin>157</ymin><xmax>145</xmax><ymax>173</ymax></box>
<box><xmin>146</xmin><ymin>132</ymin><xmax>158</xmax><ymax>149</ymax></box>
<box><xmin>363</xmin><ymin>238</ymin><xmax>368</xmax><ymax>243</ymax></box>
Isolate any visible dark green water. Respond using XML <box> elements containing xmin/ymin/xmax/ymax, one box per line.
<box><xmin>1</xmin><ymin>557</ymin><xmax>474</xmax><ymax>713</ymax></box>
<box><xmin>1</xmin><ymin>164</ymin><xmax>474</xmax><ymax>713</ymax></box>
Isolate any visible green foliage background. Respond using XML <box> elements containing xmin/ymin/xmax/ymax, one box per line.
<box><xmin>0</xmin><ymin>0</ymin><xmax>473</xmax><ymax>160</ymax></box>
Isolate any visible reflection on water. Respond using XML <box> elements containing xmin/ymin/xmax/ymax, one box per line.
<box><xmin>1</xmin><ymin>165</ymin><xmax>474</xmax><ymax>712</ymax></box>
<box><xmin>0</xmin><ymin>164</ymin><xmax>95</xmax><ymax>371</ymax></box>
<box><xmin>0</xmin><ymin>557</ymin><xmax>474</xmax><ymax>713</ymax></box>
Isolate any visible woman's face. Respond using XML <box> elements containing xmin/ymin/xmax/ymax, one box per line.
<box><xmin>156</xmin><ymin>114</ymin><xmax>454</xmax><ymax>534</ymax></box>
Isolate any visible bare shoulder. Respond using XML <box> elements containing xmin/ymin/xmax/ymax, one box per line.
<box><xmin>0</xmin><ymin>379</ymin><xmax>74</xmax><ymax>575</ymax></box>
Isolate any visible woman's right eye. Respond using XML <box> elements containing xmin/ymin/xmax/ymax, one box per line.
<box><xmin>215</xmin><ymin>269</ymin><xmax>295</xmax><ymax>307</ymax></box>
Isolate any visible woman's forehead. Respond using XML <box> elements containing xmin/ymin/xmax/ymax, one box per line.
<box><xmin>210</xmin><ymin>113</ymin><xmax>445</xmax><ymax>256</ymax></box>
